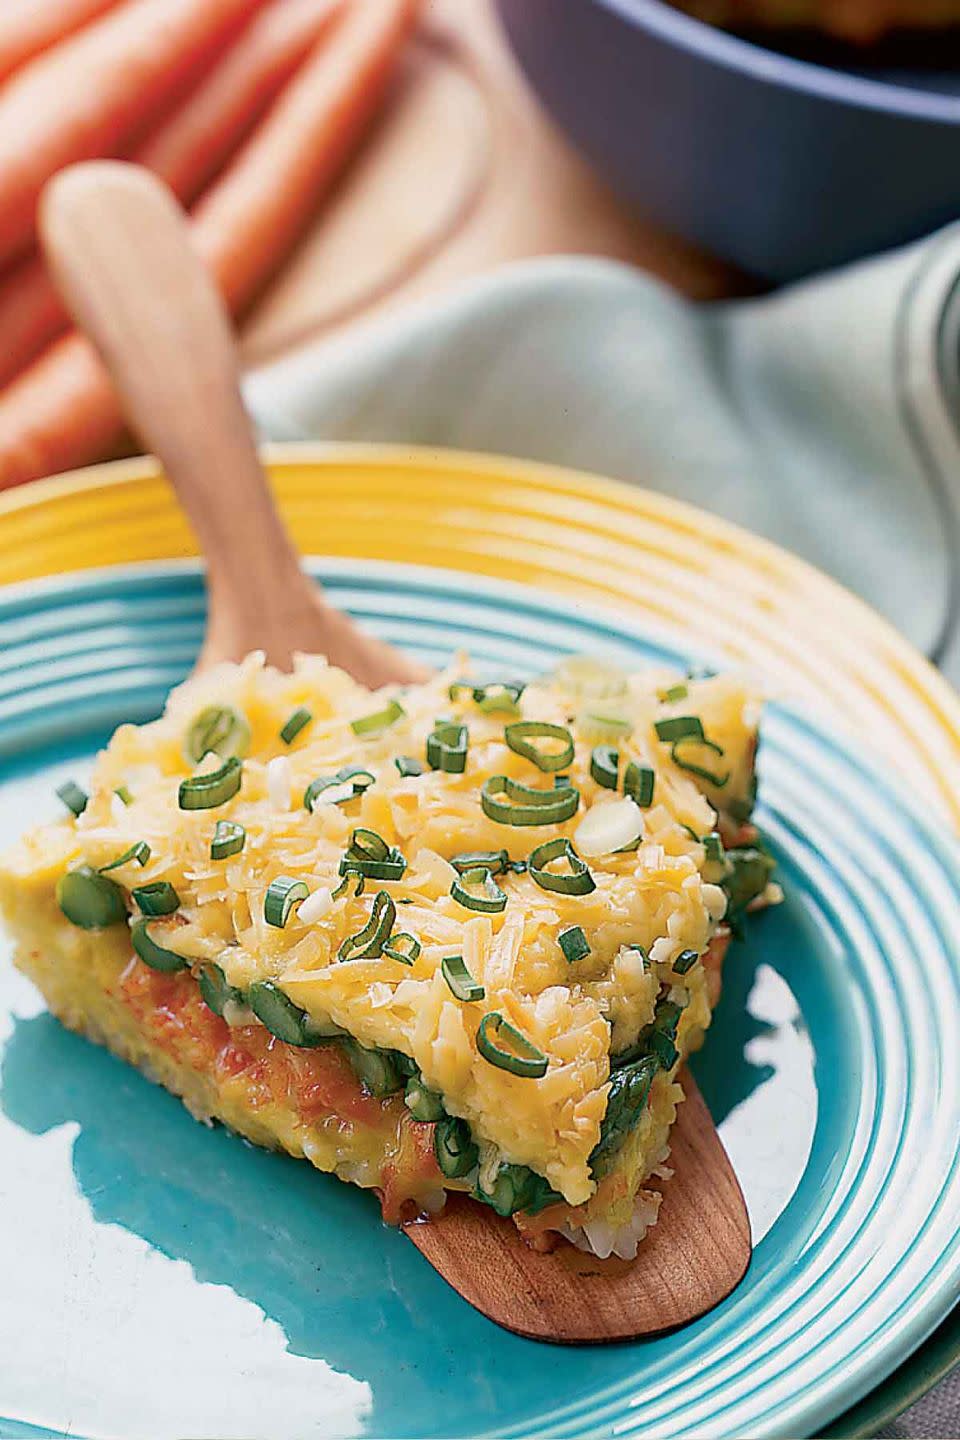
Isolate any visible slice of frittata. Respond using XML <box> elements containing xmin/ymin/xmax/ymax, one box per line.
<box><xmin>0</xmin><ymin>653</ymin><xmax>775</xmax><ymax>1257</ymax></box>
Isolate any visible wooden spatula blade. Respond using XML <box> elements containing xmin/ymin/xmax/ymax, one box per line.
<box><xmin>404</xmin><ymin>1073</ymin><xmax>750</xmax><ymax>1342</ymax></box>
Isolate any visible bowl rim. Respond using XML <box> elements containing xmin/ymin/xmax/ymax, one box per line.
<box><xmin>596</xmin><ymin>0</ymin><xmax>960</xmax><ymax>121</ymax></box>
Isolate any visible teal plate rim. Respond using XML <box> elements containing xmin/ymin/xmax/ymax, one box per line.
<box><xmin>0</xmin><ymin>557</ymin><xmax>959</xmax><ymax>1440</ymax></box>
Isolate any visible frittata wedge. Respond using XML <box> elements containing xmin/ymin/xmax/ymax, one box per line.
<box><xmin>0</xmin><ymin>653</ymin><xmax>776</xmax><ymax>1257</ymax></box>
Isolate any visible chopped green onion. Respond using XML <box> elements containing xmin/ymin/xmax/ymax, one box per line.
<box><xmin>658</xmin><ymin>683</ymin><xmax>689</xmax><ymax>702</ymax></box>
<box><xmin>426</xmin><ymin>720</ymin><xmax>468</xmax><ymax>774</ymax></box>
<box><xmin>132</xmin><ymin>880</ymin><xmax>180</xmax><ymax>916</ymax></box>
<box><xmin>481</xmin><ymin>774</ymin><xmax>580</xmax><ymax>826</ymax></box>
<box><xmin>352</xmin><ymin>829</ymin><xmax>390</xmax><ymax>862</ymax></box>
<box><xmin>56</xmin><ymin>780</ymin><xmax>88</xmax><ymax>816</ymax></box>
<box><xmin>338</xmin><ymin>890</ymin><xmax>396</xmax><ymax>961</ymax></box>
<box><xmin>624</xmin><ymin>761</ymin><xmax>655</xmax><ymax>807</ymax></box>
<box><xmin>576</xmin><ymin>711</ymin><xmax>632</xmax><ymax>743</ymax></box>
<box><xmin>554</xmin><ymin>655</ymin><xmax>627</xmax><ymax>700</ymax></box>
<box><xmin>450</xmin><ymin>848</ymin><xmax>510</xmax><ymax>875</ymax></box>
<box><xmin>350</xmin><ymin>699</ymin><xmax>405</xmax><ymax>737</ymax></box>
<box><xmin>723</xmin><ymin>844</ymin><xmax>776</xmax><ymax>920</ymax></box>
<box><xmin>114</xmin><ymin>785</ymin><xmax>133</xmax><ymax>806</ymax></box>
<box><xmin>264</xmin><ymin>876</ymin><xmax>309</xmax><ymax>928</ymax></box>
<box><xmin>591</xmin><ymin>1054</ymin><xmax>659</xmax><ymax>1177</ymax></box>
<box><xmin>528</xmin><ymin>838</ymin><xmax>595</xmax><ymax>895</ymax></box>
<box><xmin>672</xmin><ymin>948</ymin><xmax>699</xmax><ymax>975</ymax></box>
<box><xmin>590</xmin><ymin>745</ymin><xmax>620</xmax><ymax>790</ymax></box>
<box><xmin>343</xmin><ymin>1040</ymin><xmax>404</xmax><ymax>1096</ymax></box>
<box><xmin>558</xmin><ymin>926</ymin><xmax>591</xmax><ymax>963</ymax></box>
<box><xmin>450</xmin><ymin>866</ymin><xmax>507</xmax><ymax>914</ymax></box>
<box><xmin>474</xmin><ymin>1163</ymin><xmax>562</xmax><ymax>1218</ymax></box>
<box><xmin>405</xmin><ymin>1078</ymin><xmax>445</xmax><ymax>1122</ymax></box>
<box><xmin>56</xmin><ymin>866</ymin><xmax>125</xmax><ymax>928</ymax></box>
<box><xmin>394</xmin><ymin>755</ymin><xmax>425</xmax><ymax>777</ymax></box>
<box><xmin>178</xmin><ymin>756</ymin><xmax>242</xmax><ymax>810</ymax></box>
<box><xmin>434</xmin><ymin>1116</ymin><xmax>479</xmax><ymax>1178</ymax></box>
<box><xmin>680</xmin><ymin>823</ymin><xmax>700</xmax><ymax>842</ymax></box>
<box><xmin>131</xmin><ymin>917</ymin><xmax>189</xmax><ymax>973</ymax></box>
<box><xmin>280</xmin><ymin>707</ymin><xmax>312</xmax><ymax>745</ymax></box>
<box><xmin>647</xmin><ymin>1000</ymin><xmax>683</xmax><ymax>1069</ymax></box>
<box><xmin>703</xmin><ymin>832</ymin><xmax>725</xmax><ymax>864</ymax></box>
<box><xmin>248</xmin><ymin>980</ymin><xmax>324</xmax><ymax>1047</ymax></box>
<box><xmin>304</xmin><ymin>764</ymin><xmax>375</xmax><ymax>811</ymax></box>
<box><xmin>184</xmin><ymin>705</ymin><xmax>250</xmax><ymax>764</ymax></box>
<box><xmin>339</xmin><ymin>830</ymin><xmax>406</xmax><ymax>881</ymax></box>
<box><xmin>211</xmin><ymin>819</ymin><xmax>245</xmax><ymax>860</ymax></box>
<box><xmin>198</xmin><ymin>962</ymin><xmax>243</xmax><ymax>1016</ymax></box>
<box><xmin>441</xmin><ymin>954</ymin><xmax>485</xmax><ymax>1002</ymax></box>
<box><xmin>449</xmin><ymin>681</ymin><xmax>524</xmax><ymax>715</ymax></box>
<box><xmin>477</xmin><ymin>1012</ymin><xmax>548</xmax><ymax>1079</ymax></box>
<box><xmin>504</xmin><ymin>721</ymin><xmax>574</xmax><ymax>773</ymax></box>
<box><xmin>98</xmin><ymin>840</ymin><xmax>150</xmax><ymax>872</ymax></box>
<box><xmin>670</xmin><ymin>736</ymin><xmax>730</xmax><ymax>787</ymax></box>
<box><xmin>382</xmin><ymin>932</ymin><xmax>421</xmax><ymax>965</ymax></box>
<box><xmin>654</xmin><ymin>715</ymin><xmax>704</xmax><ymax>743</ymax></box>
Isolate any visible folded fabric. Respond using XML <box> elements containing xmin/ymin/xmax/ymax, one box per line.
<box><xmin>245</xmin><ymin>232</ymin><xmax>960</xmax><ymax>685</ymax></box>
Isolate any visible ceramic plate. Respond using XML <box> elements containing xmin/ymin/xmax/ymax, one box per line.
<box><xmin>1</xmin><ymin>447</ymin><xmax>958</xmax><ymax>1440</ymax></box>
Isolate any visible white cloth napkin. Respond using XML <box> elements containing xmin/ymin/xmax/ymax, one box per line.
<box><xmin>246</xmin><ymin>233</ymin><xmax>960</xmax><ymax>686</ymax></box>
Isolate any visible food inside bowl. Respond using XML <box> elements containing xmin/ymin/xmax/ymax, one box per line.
<box><xmin>671</xmin><ymin>0</ymin><xmax>960</xmax><ymax>44</ymax></box>
<box><xmin>0</xmin><ymin>653</ymin><xmax>778</xmax><ymax>1260</ymax></box>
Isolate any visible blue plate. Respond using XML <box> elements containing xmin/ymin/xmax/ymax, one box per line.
<box><xmin>1</xmin><ymin>560</ymin><xmax>959</xmax><ymax>1440</ymax></box>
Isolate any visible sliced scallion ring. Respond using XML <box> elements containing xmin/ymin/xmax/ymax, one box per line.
<box><xmin>558</xmin><ymin>926</ymin><xmax>591</xmax><ymax>963</ymax></box>
<box><xmin>348</xmin><ymin>828</ymin><xmax>390</xmax><ymax>862</ymax></box>
<box><xmin>184</xmin><ymin>705</ymin><xmax>250</xmax><ymax>764</ymax></box>
<box><xmin>553</xmin><ymin>655</ymin><xmax>627</xmax><ymax>700</ymax></box>
<box><xmin>303</xmin><ymin>764</ymin><xmax>375</xmax><ymax>811</ymax></box>
<box><xmin>481</xmin><ymin>774</ymin><xmax>579</xmax><ymax>827</ymax></box>
<box><xmin>658</xmin><ymin>683</ymin><xmax>689</xmax><ymax>703</ymax></box>
<box><xmin>248</xmin><ymin>980</ymin><xmax>323</xmax><ymax>1047</ymax></box>
<box><xmin>198</xmin><ymin>962</ymin><xmax>243</xmax><ymax>1016</ymax></box>
<box><xmin>623</xmin><ymin>761</ymin><xmax>655</xmax><ymax>808</ymax></box>
<box><xmin>426</xmin><ymin>721</ymin><xmax>468</xmax><ymax>774</ymax></box>
<box><xmin>56</xmin><ymin>780</ymin><xmax>88</xmax><ymax>817</ymax></box>
<box><xmin>449</xmin><ymin>681</ymin><xmax>524</xmax><ymax>715</ymax></box>
<box><xmin>434</xmin><ymin>1116</ymin><xmax>479</xmax><ymax>1178</ymax></box>
<box><xmin>670</xmin><ymin>735</ymin><xmax>730</xmax><ymax>787</ymax></box>
<box><xmin>350</xmin><ymin>699</ymin><xmax>405</xmax><ymax>737</ymax></box>
<box><xmin>131</xmin><ymin>917</ymin><xmax>190</xmax><ymax>973</ymax></box>
<box><xmin>382</xmin><ymin>932</ymin><xmax>421</xmax><ymax>965</ymax></box>
<box><xmin>504</xmin><ymin>721</ymin><xmax>574</xmax><ymax>773</ymax></box>
<box><xmin>56</xmin><ymin>866</ymin><xmax>126</xmax><ymax>929</ymax></box>
<box><xmin>441</xmin><ymin>954</ymin><xmax>485</xmax><ymax>1002</ymax></box>
<box><xmin>405</xmin><ymin>1078</ymin><xmax>445</xmax><ymax>1122</ymax></box>
<box><xmin>264</xmin><ymin>876</ymin><xmax>309</xmax><ymax>927</ymax></box>
<box><xmin>211</xmin><ymin>820</ymin><xmax>245</xmax><ymax>860</ymax></box>
<box><xmin>114</xmin><ymin>785</ymin><xmax>133</xmax><ymax>806</ymax></box>
<box><xmin>338</xmin><ymin>890</ymin><xmax>396</xmax><ymax>961</ymax></box>
<box><xmin>98</xmin><ymin>840</ymin><xmax>151</xmax><ymax>872</ymax></box>
<box><xmin>477</xmin><ymin>1012</ymin><xmax>548</xmax><ymax>1079</ymax></box>
<box><xmin>703</xmin><ymin>831</ymin><xmax>725</xmax><ymax>864</ymax></box>
<box><xmin>528</xmin><ymin>837</ymin><xmax>596</xmax><ymax>895</ymax></box>
<box><xmin>132</xmin><ymin>880</ymin><xmax>180</xmax><ymax>916</ymax></box>
<box><xmin>450</xmin><ymin>848</ymin><xmax>509</xmax><ymax>876</ymax></box>
<box><xmin>280</xmin><ymin>707</ymin><xmax>312</xmax><ymax>745</ymax></box>
<box><xmin>576</xmin><ymin>711</ymin><xmax>632</xmax><ymax>744</ymax></box>
<box><xmin>654</xmin><ymin>714</ymin><xmax>704</xmax><ymax>743</ymax></box>
<box><xmin>179</xmin><ymin>756</ymin><xmax>242</xmax><ymax>810</ymax></box>
<box><xmin>394</xmin><ymin>755</ymin><xmax>425</xmax><ymax>777</ymax></box>
<box><xmin>672</xmin><ymin>948</ymin><xmax>699</xmax><ymax>975</ymax></box>
<box><xmin>339</xmin><ymin>846</ymin><xmax>406</xmax><ymax>882</ymax></box>
<box><xmin>590</xmin><ymin>745</ymin><xmax>619</xmax><ymax>790</ymax></box>
<box><xmin>450</xmin><ymin>866</ymin><xmax>507</xmax><ymax>914</ymax></box>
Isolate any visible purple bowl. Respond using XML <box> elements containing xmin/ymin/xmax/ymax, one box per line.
<box><xmin>496</xmin><ymin>0</ymin><xmax>960</xmax><ymax>279</ymax></box>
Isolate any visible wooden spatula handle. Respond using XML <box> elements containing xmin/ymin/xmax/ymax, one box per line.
<box><xmin>39</xmin><ymin>161</ymin><xmax>314</xmax><ymax>663</ymax></box>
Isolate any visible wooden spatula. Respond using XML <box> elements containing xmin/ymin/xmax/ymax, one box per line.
<box><xmin>40</xmin><ymin>160</ymin><xmax>751</xmax><ymax>1342</ymax></box>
